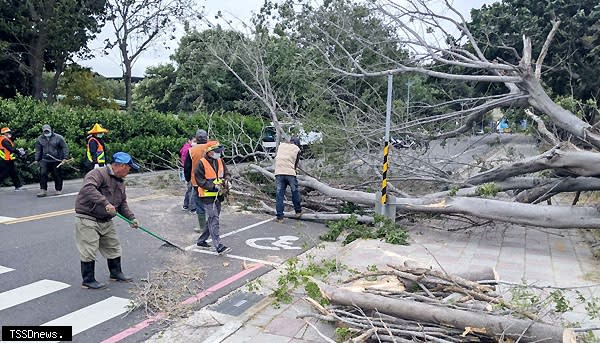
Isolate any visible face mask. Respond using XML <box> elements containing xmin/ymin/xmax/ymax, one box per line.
<box><xmin>212</xmin><ymin>153</ymin><xmax>221</xmax><ymax>159</ymax></box>
<box><xmin>44</xmin><ymin>132</ymin><xmax>51</xmax><ymax>137</ymax></box>
<box><xmin>190</xmin><ymin>142</ymin><xmax>197</xmax><ymax>146</ymax></box>
<box><xmin>97</xmin><ymin>134</ymin><xmax>104</xmax><ymax>138</ymax></box>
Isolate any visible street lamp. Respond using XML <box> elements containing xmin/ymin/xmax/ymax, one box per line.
<box><xmin>406</xmin><ymin>80</ymin><xmax>414</xmax><ymax>123</ymax></box>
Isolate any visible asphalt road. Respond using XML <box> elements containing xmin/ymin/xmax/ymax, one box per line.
<box><xmin>0</xmin><ymin>179</ymin><xmax>328</xmax><ymax>343</ymax></box>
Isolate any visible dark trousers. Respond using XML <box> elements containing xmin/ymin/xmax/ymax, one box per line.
<box><xmin>275</xmin><ymin>175</ymin><xmax>302</xmax><ymax>219</ymax></box>
<box><xmin>0</xmin><ymin>160</ymin><xmax>22</xmax><ymax>188</ymax></box>
<box><xmin>82</xmin><ymin>162</ymin><xmax>105</xmax><ymax>176</ymax></box>
<box><xmin>40</xmin><ymin>161</ymin><xmax>63</xmax><ymax>191</ymax></box>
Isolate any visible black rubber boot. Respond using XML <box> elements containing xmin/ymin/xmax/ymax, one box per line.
<box><xmin>81</xmin><ymin>261</ymin><xmax>105</xmax><ymax>289</ymax></box>
<box><xmin>107</xmin><ymin>257</ymin><xmax>132</xmax><ymax>282</ymax></box>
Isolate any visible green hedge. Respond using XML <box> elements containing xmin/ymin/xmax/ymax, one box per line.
<box><xmin>0</xmin><ymin>96</ymin><xmax>264</xmax><ymax>185</ymax></box>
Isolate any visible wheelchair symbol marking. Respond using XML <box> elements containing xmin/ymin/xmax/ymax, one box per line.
<box><xmin>246</xmin><ymin>235</ymin><xmax>302</xmax><ymax>250</ymax></box>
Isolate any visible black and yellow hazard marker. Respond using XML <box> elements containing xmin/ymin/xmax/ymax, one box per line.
<box><xmin>381</xmin><ymin>140</ymin><xmax>389</xmax><ymax>205</ymax></box>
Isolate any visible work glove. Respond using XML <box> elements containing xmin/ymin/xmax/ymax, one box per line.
<box><xmin>129</xmin><ymin>218</ymin><xmax>140</xmax><ymax>229</ymax></box>
<box><xmin>94</xmin><ymin>164</ymin><xmax>100</xmax><ymax>169</ymax></box>
<box><xmin>17</xmin><ymin>148</ymin><xmax>26</xmax><ymax>156</ymax></box>
<box><xmin>105</xmin><ymin>204</ymin><xmax>117</xmax><ymax>216</ymax></box>
<box><xmin>213</xmin><ymin>183</ymin><xmax>222</xmax><ymax>192</ymax></box>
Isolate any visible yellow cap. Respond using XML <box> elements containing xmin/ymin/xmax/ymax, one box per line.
<box><xmin>88</xmin><ymin>123</ymin><xmax>109</xmax><ymax>134</ymax></box>
<box><xmin>1</xmin><ymin>127</ymin><xmax>11</xmax><ymax>134</ymax></box>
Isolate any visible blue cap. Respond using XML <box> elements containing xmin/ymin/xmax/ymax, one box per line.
<box><xmin>112</xmin><ymin>152</ymin><xmax>140</xmax><ymax>170</ymax></box>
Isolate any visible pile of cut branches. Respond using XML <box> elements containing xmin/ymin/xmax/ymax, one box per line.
<box><xmin>127</xmin><ymin>262</ymin><xmax>205</xmax><ymax>321</ymax></box>
<box><xmin>302</xmin><ymin>264</ymin><xmax>576</xmax><ymax>342</ymax></box>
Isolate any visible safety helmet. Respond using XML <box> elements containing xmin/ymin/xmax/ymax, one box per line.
<box><xmin>206</xmin><ymin>141</ymin><xmax>225</xmax><ymax>153</ymax></box>
<box><xmin>87</xmin><ymin>123</ymin><xmax>109</xmax><ymax>134</ymax></box>
<box><xmin>1</xmin><ymin>127</ymin><xmax>11</xmax><ymax>134</ymax></box>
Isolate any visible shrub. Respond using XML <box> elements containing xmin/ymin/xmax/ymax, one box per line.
<box><xmin>0</xmin><ymin>96</ymin><xmax>264</xmax><ymax>185</ymax></box>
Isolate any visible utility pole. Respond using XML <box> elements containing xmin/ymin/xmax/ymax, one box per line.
<box><xmin>406</xmin><ymin>80</ymin><xmax>414</xmax><ymax>123</ymax></box>
<box><xmin>380</xmin><ymin>74</ymin><xmax>393</xmax><ymax>216</ymax></box>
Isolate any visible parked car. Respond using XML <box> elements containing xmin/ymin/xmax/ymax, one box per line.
<box><xmin>390</xmin><ymin>136</ymin><xmax>429</xmax><ymax>152</ymax></box>
<box><xmin>261</xmin><ymin>122</ymin><xmax>322</xmax><ymax>155</ymax></box>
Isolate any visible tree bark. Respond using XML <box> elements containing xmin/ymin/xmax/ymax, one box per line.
<box><xmin>393</xmin><ymin>196</ymin><xmax>600</xmax><ymax>228</ymax></box>
<box><xmin>247</xmin><ymin>164</ymin><xmax>600</xmax><ymax>228</ymax></box>
<box><xmin>249</xmin><ymin>164</ymin><xmax>375</xmax><ymax>205</ymax></box>
<box><xmin>29</xmin><ymin>34</ymin><xmax>46</xmax><ymax>99</ymax></box>
<box><xmin>467</xmin><ymin>146</ymin><xmax>600</xmax><ymax>185</ymax></box>
<box><xmin>515</xmin><ymin>177</ymin><xmax>600</xmax><ymax>203</ymax></box>
<box><xmin>521</xmin><ymin>73</ymin><xmax>600</xmax><ymax>148</ymax></box>
<box><xmin>47</xmin><ymin>55</ymin><xmax>65</xmax><ymax>104</ymax></box>
<box><xmin>316</xmin><ymin>280</ymin><xmax>576</xmax><ymax>343</ymax></box>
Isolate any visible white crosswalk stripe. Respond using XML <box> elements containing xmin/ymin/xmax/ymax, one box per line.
<box><xmin>0</xmin><ymin>280</ymin><xmax>70</xmax><ymax>311</ymax></box>
<box><xmin>1</xmin><ymin>268</ymin><xmax>131</xmax><ymax>342</ymax></box>
<box><xmin>0</xmin><ymin>265</ymin><xmax>14</xmax><ymax>274</ymax></box>
<box><xmin>39</xmin><ymin>296</ymin><xmax>131</xmax><ymax>343</ymax></box>
<box><xmin>0</xmin><ymin>216</ymin><xmax>16</xmax><ymax>223</ymax></box>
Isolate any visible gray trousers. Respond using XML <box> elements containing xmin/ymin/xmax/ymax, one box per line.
<box><xmin>196</xmin><ymin>200</ymin><xmax>222</xmax><ymax>250</ymax></box>
<box><xmin>183</xmin><ymin>182</ymin><xmax>196</xmax><ymax>210</ymax></box>
<box><xmin>75</xmin><ymin>217</ymin><xmax>121</xmax><ymax>262</ymax></box>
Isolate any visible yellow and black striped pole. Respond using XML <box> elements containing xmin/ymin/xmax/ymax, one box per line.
<box><xmin>380</xmin><ymin>74</ymin><xmax>393</xmax><ymax>215</ymax></box>
<box><xmin>381</xmin><ymin>140</ymin><xmax>390</xmax><ymax>207</ymax></box>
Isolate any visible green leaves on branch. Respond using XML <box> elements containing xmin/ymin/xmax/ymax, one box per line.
<box><xmin>475</xmin><ymin>183</ymin><xmax>500</xmax><ymax>197</ymax></box>
<box><xmin>320</xmin><ymin>215</ymin><xmax>409</xmax><ymax>246</ymax></box>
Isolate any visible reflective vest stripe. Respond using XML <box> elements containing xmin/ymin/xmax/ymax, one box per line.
<box><xmin>0</xmin><ymin>137</ymin><xmax>15</xmax><ymax>161</ymax></box>
<box><xmin>86</xmin><ymin>137</ymin><xmax>105</xmax><ymax>163</ymax></box>
<box><xmin>198</xmin><ymin>158</ymin><xmax>224</xmax><ymax>198</ymax></box>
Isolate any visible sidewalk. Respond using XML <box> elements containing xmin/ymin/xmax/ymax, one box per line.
<box><xmin>146</xmin><ymin>223</ymin><xmax>600</xmax><ymax>342</ymax></box>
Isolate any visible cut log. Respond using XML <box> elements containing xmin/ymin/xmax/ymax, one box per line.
<box><xmin>315</xmin><ymin>280</ymin><xmax>576</xmax><ymax>343</ymax></box>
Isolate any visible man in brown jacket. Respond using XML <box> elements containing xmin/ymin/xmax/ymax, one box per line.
<box><xmin>74</xmin><ymin>152</ymin><xmax>140</xmax><ymax>289</ymax></box>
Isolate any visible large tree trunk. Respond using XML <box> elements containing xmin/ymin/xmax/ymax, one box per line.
<box><xmin>393</xmin><ymin>196</ymin><xmax>600</xmax><ymax>228</ymax></box>
<box><xmin>119</xmin><ymin>38</ymin><xmax>133</xmax><ymax>111</ymax></box>
<box><xmin>123</xmin><ymin>60</ymin><xmax>132</xmax><ymax>111</ymax></box>
<box><xmin>521</xmin><ymin>72</ymin><xmax>600</xmax><ymax>148</ymax></box>
<box><xmin>46</xmin><ymin>55</ymin><xmax>65</xmax><ymax>104</ymax></box>
<box><xmin>246</xmin><ymin>164</ymin><xmax>600</xmax><ymax>228</ymax></box>
<box><xmin>316</xmin><ymin>280</ymin><xmax>576</xmax><ymax>343</ymax></box>
<box><xmin>467</xmin><ymin>146</ymin><xmax>600</xmax><ymax>185</ymax></box>
<box><xmin>29</xmin><ymin>35</ymin><xmax>46</xmax><ymax>100</ymax></box>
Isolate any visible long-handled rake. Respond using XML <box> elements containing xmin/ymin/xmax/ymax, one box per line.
<box><xmin>116</xmin><ymin>213</ymin><xmax>186</xmax><ymax>252</ymax></box>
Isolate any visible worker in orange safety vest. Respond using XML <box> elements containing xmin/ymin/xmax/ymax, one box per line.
<box><xmin>0</xmin><ymin>127</ymin><xmax>26</xmax><ymax>191</ymax></box>
<box><xmin>84</xmin><ymin>123</ymin><xmax>109</xmax><ymax>174</ymax></box>
<box><xmin>194</xmin><ymin>142</ymin><xmax>232</xmax><ymax>255</ymax></box>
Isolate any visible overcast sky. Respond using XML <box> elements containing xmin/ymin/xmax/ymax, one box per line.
<box><xmin>78</xmin><ymin>0</ymin><xmax>498</xmax><ymax>77</ymax></box>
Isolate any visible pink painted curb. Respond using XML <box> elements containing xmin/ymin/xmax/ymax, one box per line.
<box><xmin>101</xmin><ymin>263</ymin><xmax>264</xmax><ymax>343</ymax></box>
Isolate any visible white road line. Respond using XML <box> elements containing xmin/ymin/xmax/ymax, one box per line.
<box><xmin>0</xmin><ymin>265</ymin><xmax>14</xmax><ymax>275</ymax></box>
<box><xmin>40</xmin><ymin>296</ymin><xmax>131</xmax><ymax>342</ymax></box>
<box><xmin>190</xmin><ymin>248</ymin><xmax>281</xmax><ymax>267</ymax></box>
<box><xmin>198</xmin><ymin>217</ymin><xmax>275</xmax><ymax>243</ymax></box>
<box><xmin>0</xmin><ymin>216</ymin><xmax>17</xmax><ymax>224</ymax></box>
<box><xmin>51</xmin><ymin>192</ymin><xmax>78</xmax><ymax>198</ymax></box>
<box><xmin>0</xmin><ymin>280</ymin><xmax>70</xmax><ymax>311</ymax></box>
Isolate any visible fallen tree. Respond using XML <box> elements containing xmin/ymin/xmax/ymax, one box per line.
<box><xmin>210</xmin><ymin>0</ymin><xmax>600</xmax><ymax>229</ymax></box>
<box><xmin>242</xmin><ymin>164</ymin><xmax>600</xmax><ymax>228</ymax></box>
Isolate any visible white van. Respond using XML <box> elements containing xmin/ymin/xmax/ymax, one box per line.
<box><xmin>261</xmin><ymin>122</ymin><xmax>322</xmax><ymax>154</ymax></box>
